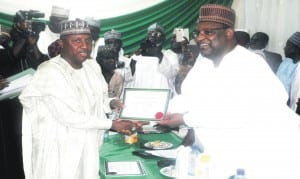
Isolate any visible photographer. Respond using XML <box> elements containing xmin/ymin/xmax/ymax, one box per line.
<box><xmin>10</xmin><ymin>10</ymin><xmax>48</xmax><ymax>72</ymax></box>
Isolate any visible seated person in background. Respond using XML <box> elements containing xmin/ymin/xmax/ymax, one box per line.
<box><xmin>234</xmin><ymin>29</ymin><xmax>250</xmax><ymax>48</ymax></box>
<box><xmin>249</xmin><ymin>32</ymin><xmax>282</xmax><ymax>73</ymax></box>
<box><xmin>283</xmin><ymin>32</ymin><xmax>300</xmax><ymax>109</ymax></box>
<box><xmin>129</xmin><ymin>23</ymin><xmax>178</xmax><ymax>96</ymax></box>
<box><xmin>96</xmin><ymin>45</ymin><xmax>124</xmax><ymax>98</ymax></box>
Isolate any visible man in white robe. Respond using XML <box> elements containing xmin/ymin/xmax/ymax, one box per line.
<box><xmin>20</xmin><ymin>19</ymin><xmax>136</xmax><ymax>179</ymax></box>
<box><xmin>159</xmin><ymin>4</ymin><xmax>300</xmax><ymax>179</ymax></box>
<box><xmin>127</xmin><ymin>23</ymin><xmax>179</xmax><ymax>97</ymax></box>
<box><xmin>37</xmin><ymin>6</ymin><xmax>69</xmax><ymax>58</ymax></box>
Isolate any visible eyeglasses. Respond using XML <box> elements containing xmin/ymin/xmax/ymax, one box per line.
<box><xmin>194</xmin><ymin>27</ymin><xmax>228</xmax><ymax>37</ymax></box>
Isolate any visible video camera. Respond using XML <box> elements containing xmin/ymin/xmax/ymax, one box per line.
<box><xmin>14</xmin><ymin>10</ymin><xmax>46</xmax><ymax>37</ymax></box>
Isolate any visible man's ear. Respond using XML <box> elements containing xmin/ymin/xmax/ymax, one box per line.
<box><xmin>57</xmin><ymin>39</ymin><xmax>63</xmax><ymax>48</ymax></box>
<box><xmin>225</xmin><ymin>28</ymin><xmax>235</xmax><ymax>40</ymax></box>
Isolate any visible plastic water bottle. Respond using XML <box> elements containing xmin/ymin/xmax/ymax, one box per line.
<box><xmin>175</xmin><ymin>146</ymin><xmax>190</xmax><ymax>179</ymax></box>
<box><xmin>176</xmin><ymin>145</ymin><xmax>213</xmax><ymax>179</ymax></box>
<box><xmin>234</xmin><ymin>168</ymin><xmax>246</xmax><ymax>179</ymax></box>
<box><xmin>188</xmin><ymin>145</ymin><xmax>201</xmax><ymax>178</ymax></box>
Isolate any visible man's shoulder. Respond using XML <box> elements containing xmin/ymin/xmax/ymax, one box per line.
<box><xmin>35</xmin><ymin>57</ymin><xmax>67</xmax><ymax>74</ymax></box>
<box><xmin>264</xmin><ymin>50</ymin><xmax>282</xmax><ymax>59</ymax></box>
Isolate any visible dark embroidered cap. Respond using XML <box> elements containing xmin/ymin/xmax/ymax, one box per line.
<box><xmin>104</xmin><ymin>29</ymin><xmax>121</xmax><ymax>40</ymax></box>
<box><xmin>60</xmin><ymin>19</ymin><xmax>91</xmax><ymax>37</ymax></box>
<box><xmin>199</xmin><ymin>4</ymin><xmax>236</xmax><ymax>27</ymax></box>
<box><xmin>148</xmin><ymin>23</ymin><xmax>164</xmax><ymax>33</ymax></box>
<box><xmin>97</xmin><ymin>45</ymin><xmax>119</xmax><ymax>59</ymax></box>
<box><xmin>288</xmin><ymin>32</ymin><xmax>300</xmax><ymax>47</ymax></box>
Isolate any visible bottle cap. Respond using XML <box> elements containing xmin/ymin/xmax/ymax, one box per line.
<box><xmin>236</xmin><ymin>168</ymin><xmax>245</xmax><ymax>175</ymax></box>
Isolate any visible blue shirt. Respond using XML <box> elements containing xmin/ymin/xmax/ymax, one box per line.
<box><xmin>276</xmin><ymin>57</ymin><xmax>299</xmax><ymax>95</ymax></box>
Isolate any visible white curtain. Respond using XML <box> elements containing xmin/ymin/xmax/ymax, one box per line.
<box><xmin>232</xmin><ymin>0</ymin><xmax>300</xmax><ymax>56</ymax></box>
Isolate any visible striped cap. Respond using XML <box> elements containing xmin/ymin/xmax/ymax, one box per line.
<box><xmin>104</xmin><ymin>29</ymin><xmax>121</xmax><ymax>40</ymax></box>
<box><xmin>288</xmin><ymin>32</ymin><xmax>300</xmax><ymax>47</ymax></box>
<box><xmin>60</xmin><ymin>19</ymin><xmax>90</xmax><ymax>37</ymax></box>
<box><xmin>97</xmin><ymin>45</ymin><xmax>118</xmax><ymax>59</ymax></box>
<box><xmin>199</xmin><ymin>4</ymin><xmax>235</xmax><ymax>27</ymax></box>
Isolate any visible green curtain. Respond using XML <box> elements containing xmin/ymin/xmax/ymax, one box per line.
<box><xmin>0</xmin><ymin>0</ymin><xmax>233</xmax><ymax>55</ymax></box>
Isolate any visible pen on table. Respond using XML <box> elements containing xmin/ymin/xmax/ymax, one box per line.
<box><xmin>107</xmin><ymin>172</ymin><xmax>117</xmax><ymax>175</ymax></box>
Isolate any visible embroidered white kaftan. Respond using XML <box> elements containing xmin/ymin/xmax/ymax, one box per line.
<box><xmin>170</xmin><ymin>45</ymin><xmax>300</xmax><ymax>179</ymax></box>
<box><xmin>19</xmin><ymin>56</ymin><xmax>112</xmax><ymax>179</ymax></box>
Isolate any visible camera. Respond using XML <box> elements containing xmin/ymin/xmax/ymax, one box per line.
<box><xmin>27</xmin><ymin>20</ymin><xmax>46</xmax><ymax>37</ymax></box>
<box><xmin>14</xmin><ymin>10</ymin><xmax>45</xmax><ymax>37</ymax></box>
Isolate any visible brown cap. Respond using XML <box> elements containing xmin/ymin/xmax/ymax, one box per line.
<box><xmin>60</xmin><ymin>19</ymin><xmax>91</xmax><ymax>37</ymax></box>
<box><xmin>199</xmin><ymin>4</ymin><xmax>235</xmax><ymax>27</ymax></box>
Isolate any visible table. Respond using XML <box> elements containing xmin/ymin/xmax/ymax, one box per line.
<box><xmin>99</xmin><ymin>131</ymin><xmax>183</xmax><ymax>179</ymax></box>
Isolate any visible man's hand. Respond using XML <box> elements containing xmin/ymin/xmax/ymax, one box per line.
<box><xmin>109</xmin><ymin>99</ymin><xmax>124</xmax><ymax>111</ymax></box>
<box><xmin>0</xmin><ymin>77</ymin><xmax>9</xmax><ymax>90</ymax></box>
<box><xmin>111</xmin><ymin>119</ymin><xmax>135</xmax><ymax>135</ymax></box>
<box><xmin>111</xmin><ymin>119</ymin><xmax>149</xmax><ymax>135</ymax></box>
<box><xmin>157</xmin><ymin>113</ymin><xmax>185</xmax><ymax>128</ymax></box>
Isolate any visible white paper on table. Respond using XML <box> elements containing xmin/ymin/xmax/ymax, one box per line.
<box><xmin>105</xmin><ymin>161</ymin><xmax>145</xmax><ymax>176</ymax></box>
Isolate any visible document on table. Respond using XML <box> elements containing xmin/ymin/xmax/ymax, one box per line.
<box><xmin>105</xmin><ymin>161</ymin><xmax>145</xmax><ymax>176</ymax></box>
<box><xmin>120</xmin><ymin>88</ymin><xmax>171</xmax><ymax>120</ymax></box>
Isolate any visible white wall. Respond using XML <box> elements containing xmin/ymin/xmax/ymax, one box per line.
<box><xmin>232</xmin><ymin>0</ymin><xmax>300</xmax><ymax>56</ymax></box>
<box><xmin>0</xmin><ymin>0</ymin><xmax>164</xmax><ymax>19</ymax></box>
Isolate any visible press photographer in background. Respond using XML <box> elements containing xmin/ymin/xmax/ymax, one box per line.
<box><xmin>10</xmin><ymin>10</ymin><xmax>48</xmax><ymax>72</ymax></box>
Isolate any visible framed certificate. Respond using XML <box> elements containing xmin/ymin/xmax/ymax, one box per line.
<box><xmin>119</xmin><ymin>88</ymin><xmax>171</xmax><ymax>120</ymax></box>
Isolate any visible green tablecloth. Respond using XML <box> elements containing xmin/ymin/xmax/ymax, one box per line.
<box><xmin>99</xmin><ymin>132</ymin><xmax>182</xmax><ymax>179</ymax></box>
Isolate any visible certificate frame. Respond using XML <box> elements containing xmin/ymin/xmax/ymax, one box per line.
<box><xmin>119</xmin><ymin>88</ymin><xmax>171</xmax><ymax>121</ymax></box>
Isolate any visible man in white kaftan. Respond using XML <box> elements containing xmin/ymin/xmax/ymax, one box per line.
<box><xmin>126</xmin><ymin>23</ymin><xmax>179</xmax><ymax>96</ymax></box>
<box><xmin>20</xmin><ymin>19</ymin><xmax>135</xmax><ymax>179</ymax></box>
<box><xmin>171</xmin><ymin>45</ymin><xmax>300</xmax><ymax>179</ymax></box>
<box><xmin>159</xmin><ymin>4</ymin><xmax>300</xmax><ymax>179</ymax></box>
<box><xmin>37</xmin><ymin>6</ymin><xmax>69</xmax><ymax>57</ymax></box>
